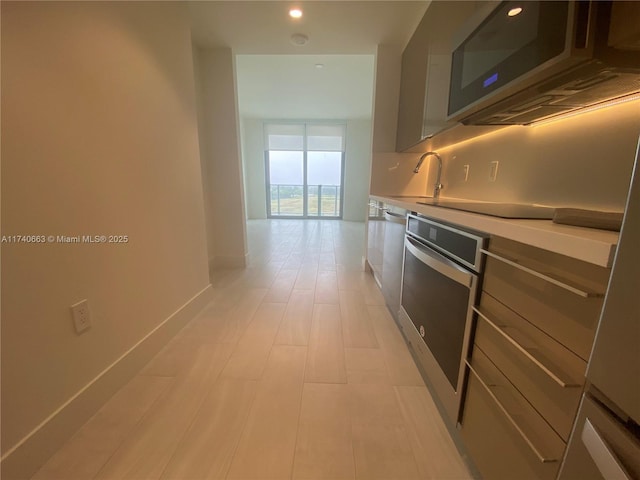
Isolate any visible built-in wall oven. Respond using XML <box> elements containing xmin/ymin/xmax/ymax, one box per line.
<box><xmin>398</xmin><ymin>214</ymin><xmax>487</xmax><ymax>424</ymax></box>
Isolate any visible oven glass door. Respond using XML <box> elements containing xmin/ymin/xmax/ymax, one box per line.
<box><xmin>402</xmin><ymin>236</ymin><xmax>475</xmax><ymax>390</ymax></box>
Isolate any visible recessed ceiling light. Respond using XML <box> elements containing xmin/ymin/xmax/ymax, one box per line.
<box><xmin>508</xmin><ymin>7</ymin><xmax>523</xmax><ymax>17</ymax></box>
<box><xmin>315</xmin><ymin>63</ymin><xmax>324</xmax><ymax>69</ymax></box>
<box><xmin>289</xmin><ymin>8</ymin><xmax>303</xmax><ymax>19</ymax></box>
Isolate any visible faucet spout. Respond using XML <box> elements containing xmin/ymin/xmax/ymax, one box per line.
<box><xmin>413</xmin><ymin>151</ymin><xmax>443</xmax><ymax>199</ymax></box>
<box><xmin>413</xmin><ymin>152</ymin><xmax>428</xmax><ymax>174</ymax></box>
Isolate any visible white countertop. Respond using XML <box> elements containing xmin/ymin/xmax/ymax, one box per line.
<box><xmin>371</xmin><ymin>195</ymin><xmax>619</xmax><ymax>268</ymax></box>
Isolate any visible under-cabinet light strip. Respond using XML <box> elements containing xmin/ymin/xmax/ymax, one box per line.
<box><xmin>532</xmin><ymin>93</ymin><xmax>640</xmax><ymax>126</ymax></box>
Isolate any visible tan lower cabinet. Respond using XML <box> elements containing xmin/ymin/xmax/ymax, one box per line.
<box><xmin>481</xmin><ymin>238</ymin><xmax>609</xmax><ymax>361</ymax></box>
<box><xmin>473</xmin><ymin>294</ymin><xmax>585</xmax><ymax>441</ymax></box>
<box><xmin>460</xmin><ymin>236</ymin><xmax>612</xmax><ymax>479</ymax></box>
<box><xmin>462</xmin><ymin>362</ymin><xmax>563</xmax><ymax>480</ymax></box>
<box><xmin>463</xmin><ymin>348</ymin><xmax>565</xmax><ymax>480</ymax></box>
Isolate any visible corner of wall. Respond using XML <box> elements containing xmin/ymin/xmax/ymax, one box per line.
<box><xmin>197</xmin><ymin>48</ymin><xmax>249</xmax><ymax>257</ymax></box>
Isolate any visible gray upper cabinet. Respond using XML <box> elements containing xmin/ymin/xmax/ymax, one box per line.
<box><xmin>395</xmin><ymin>8</ymin><xmax>429</xmax><ymax>152</ymax></box>
<box><xmin>396</xmin><ymin>1</ymin><xmax>478</xmax><ymax>152</ymax></box>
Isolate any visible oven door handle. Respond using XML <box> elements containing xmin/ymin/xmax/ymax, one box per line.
<box><xmin>405</xmin><ymin>236</ymin><xmax>474</xmax><ymax>288</ymax></box>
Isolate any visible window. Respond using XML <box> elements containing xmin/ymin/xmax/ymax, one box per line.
<box><xmin>265</xmin><ymin>123</ymin><xmax>345</xmax><ymax>218</ymax></box>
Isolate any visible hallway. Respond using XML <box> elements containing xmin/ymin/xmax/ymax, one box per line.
<box><xmin>33</xmin><ymin>220</ymin><xmax>471</xmax><ymax>480</ymax></box>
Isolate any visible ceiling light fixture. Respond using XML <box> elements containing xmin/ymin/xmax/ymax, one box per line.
<box><xmin>315</xmin><ymin>63</ymin><xmax>324</xmax><ymax>69</ymax></box>
<box><xmin>289</xmin><ymin>8</ymin><xmax>303</xmax><ymax>19</ymax></box>
<box><xmin>508</xmin><ymin>7</ymin><xmax>523</xmax><ymax>17</ymax></box>
<box><xmin>290</xmin><ymin>33</ymin><xmax>309</xmax><ymax>46</ymax></box>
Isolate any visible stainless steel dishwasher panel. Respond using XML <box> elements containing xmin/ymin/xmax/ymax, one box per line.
<box><xmin>381</xmin><ymin>207</ymin><xmax>407</xmax><ymax>320</ymax></box>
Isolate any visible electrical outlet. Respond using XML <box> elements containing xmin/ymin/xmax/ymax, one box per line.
<box><xmin>463</xmin><ymin>164</ymin><xmax>470</xmax><ymax>182</ymax></box>
<box><xmin>71</xmin><ymin>299</ymin><xmax>91</xmax><ymax>334</ymax></box>
<box><xmin>489</xmin><ymin>161</ymin><xmax>499</xmax><ymax>182</ymax></box>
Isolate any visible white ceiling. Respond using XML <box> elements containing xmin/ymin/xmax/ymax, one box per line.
<box><xmin>188</xmin><ymin>1</ymin><xmax>429</xmax><ymax>54</ymax></box>
<box><xmin>236</xmin><ymin>54</ymin><xmax>375</xmax><ymax>119</ymax></box>
<box><xmin>190</xmin><ymin>1</ymin><xmax>429</xmax><ymax>120</ymax></box>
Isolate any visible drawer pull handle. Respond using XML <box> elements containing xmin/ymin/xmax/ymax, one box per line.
<box><xmin>480</xmin><ymin>249</ymin><xmax>604</xmax><ymax>298</ymax></box>
<box><xmin>466</xmin><ymin>361</ymin><xmax>560</xmax><ymax>464</ymax></box>
<box><xmin>473</xmin><ymin>307</ymin><xmax>582</xmax><ymax>388</ymax></box>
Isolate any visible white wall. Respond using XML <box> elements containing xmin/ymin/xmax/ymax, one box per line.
<box><xmin>241</xmin><ymin>118</ymin><xmax>268</xmax><ymax>219</ymax></box>
<box><xmin>192</xmin><ymin>47</ymin><xmax>216</xmax><ymax>270</ymax></box>
<box><xmin>1</xmin><ymin>2</ymin><xmax>210</xmax><ymax>476</ymax></box>
<box><xmin>240</xmin><ymin>119</ymin><xmax>372</xmax><ymax>221</ymax></box>
<box><xmin>343</xmin><ymin>119</ymin><xmax>373</xmax><ymax>221</ymax></box>
<box><xmin>194</xmin><ymin>48</ymin><xmax>248</xmax><ymax>268</ymax></box>
<box><xmin>426</xmin><ymin>100</ymin><xmax>640</xmax><ymax>210</ymax></box>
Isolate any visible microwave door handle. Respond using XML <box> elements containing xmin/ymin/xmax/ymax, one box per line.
<box><xmin>581</xmin><ymin>418</ymin><xmax>632</xmax><ymax>480</ymax></box>
<box><xmin>405</xmin><ymin>236</ymin><xmax>474</xmax><ymax>288</ymax></box>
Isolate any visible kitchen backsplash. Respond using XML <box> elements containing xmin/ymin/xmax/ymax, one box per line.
<box><xmin>419</xmin><ymin>99</ymin><xmax>640</xmax><ymax>211</ymax></box>
<box><xmin>369</xmin><ymin>152</ymin><xmax>429</xmax><ymax>197</ymax></box>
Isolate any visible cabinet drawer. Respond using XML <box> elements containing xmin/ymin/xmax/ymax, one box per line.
<box><xmin>475</xmin><ymin>293</ymin><xmax>586</xmax><ymax>440</ymax></box>
<box><xmin>482</xmin><ymin>254</ymin><xmax>605</xmax><ymax>361</ymax></box>
<box><xmin>461</xmin><ymin>348</ymin><xmax>565</xmax><ymax>480</ymax></box>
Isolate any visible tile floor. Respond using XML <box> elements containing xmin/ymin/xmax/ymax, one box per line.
<box><xmin>33</xmin><ymin>220</ymin><xmax>472</xmax><ymax>480</ymax></box>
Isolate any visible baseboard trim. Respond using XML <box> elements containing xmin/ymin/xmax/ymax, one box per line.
<box><xmin>0</xmin><ymin>284</ymin><xmax>214</xmax><ymax>480</ymax></box>
<box><xmin>209</xmin><ymin>252</ymin><xmax>248</xmax><ymax>269</ymax></box>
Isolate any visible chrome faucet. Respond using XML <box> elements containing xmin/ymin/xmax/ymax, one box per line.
<box><xmin>413</xmin><ymin>151</ymin><xmax>443</xmax><ymax>199</ymax></box>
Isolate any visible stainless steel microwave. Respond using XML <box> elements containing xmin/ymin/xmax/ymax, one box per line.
<box><xmin>448</xmin><ymin>1</ymin><xmax>640</xmax><ymax>125</ymax></box>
